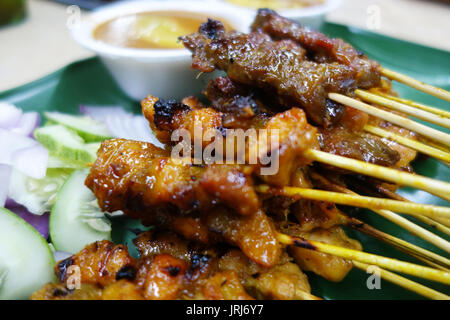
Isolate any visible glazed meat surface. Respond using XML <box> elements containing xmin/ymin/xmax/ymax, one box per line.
<box><xmin>251</xmin><ymin>8</ymin><xmax>381</xmax><ymax>89</ymax></box>
<box><xmin>319</xmin><ymin>126</ymin><xmax>400</xmax><ymax>167</ymax></box>
<box><xmin>203</xmin><ymin>76</ymin><xmax>276</xmax><ymax>129</ymax></box>
<box><xmin>280</xmin><ymin>224</ymin><xmax>362</xmax><ymax>282</ymax></box>
<box><xmin>32</xmin><ymin>234</ymin><xmax>312</xmax><ymax>300</ymax></box>
<box><xmin>181</xmin><ymin>19</ymin><xmax>357</xmax><ymax>126</ymax></box>
<box><xmin>85</xmin><ymin>138</ymin><xmax>259</xmax><ymax>216</ymax></box>
<box><xmin>142</xmin><ymin>95</ymin><xmax>320</xmax><ymax>186</ymax></box>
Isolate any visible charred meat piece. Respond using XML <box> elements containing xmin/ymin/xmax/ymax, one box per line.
<box><xmin>55</xmin><ymin>241</ymin><xmax>137</xmax><ymax>287</ymax></box>
<box><xmin>218</xmin><ymin>249</ymin><xmax>311</xmax><ymax>300</ymax></box>
<box><xmin>142</xmin><ymin>95</ymin><xmax>223</xmax><ymax>146</ymax></box>
<box><xmin>203</xmin><ymin>76</ymin><xmax>277</xmax><ymax>129</ymax></box>
<box><xmin>280</xmin><ymin>224</ymin><xmax>362</xmax><ymax>282</ymax></box>
<box><xmin>319</xmin><ymin>126</ymin><xmax>400</xmax><ymax>167</ymax></box>
<box><xmin>257</xmin><ymin>107</ymin><xmax>319</xmax><ymax>186</ymax></box>
<box><xmin>180</xmin><ymin>19</ymin><xmax>356</xmax><ymax>126</ymax></box>
<box><xmin>205</xmin><ymin>207</ymin><xmax>281</xmax><ymax>268</ymax></box>
<box><xmin>251</xmin><ymin>8</ymin><xmax>381</xmax><ymax>88</ymax></box>
<box><xmin>142</xmin><ymin>96</ymin><xmax>319</xmax><ymax>187</ymax></box>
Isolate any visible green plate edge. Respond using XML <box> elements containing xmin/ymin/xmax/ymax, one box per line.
<box><xmin>0</xmin><ymin>22</ymin><xmax>449</xmax><ymax>300</ymax></box>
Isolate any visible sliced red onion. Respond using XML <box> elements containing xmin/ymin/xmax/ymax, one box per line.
<box><xmin>0</xmin><ymin>102</ymin><xmax>23</xmax><ymax>129</ymax></box>
<box><xmin>80</xmin><ymin>105</ymin><xmax>164</xmax><ymax>148</ymax></box>
<box><xmin>0</xmin><ymin>129</ymin><xmax>48</xmax><ymax>179</ymax></box>
<box><xmin>79</xmin><ymin>105</ymin><xmax>127</xmax><ymax>123</ymax></box>
<box><xmin>11</xmin><ymin>112</ymin><xmax>40</xmax><ymax>137</ymax></box>
<box><xmin>0</xmin><ymin>164</ymin><xmax>12</xmax><ymax>207</ymax></box>
<box><xmin>5</xmin><ymin>203</ymin><xmax>50</xmax><ymax>239</ymax></box>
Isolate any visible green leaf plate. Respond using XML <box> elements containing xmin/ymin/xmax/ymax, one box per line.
<box><xmin>1</xmin><ymin>22</ymin><xmax>449</xmax><ymax>299</ymax></box>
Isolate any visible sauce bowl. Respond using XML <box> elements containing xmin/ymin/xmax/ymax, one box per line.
<box><xmin>70</xmin><ymin>1</ymin><xmax>252</xmax><ymax>101</ymax></box>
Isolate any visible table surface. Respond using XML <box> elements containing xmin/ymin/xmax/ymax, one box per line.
<box><xmin>1</xmin><ymin>0</ymin><xmax>449</xmax><ymax>92</ymax></box>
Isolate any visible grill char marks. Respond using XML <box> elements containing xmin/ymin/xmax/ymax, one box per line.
<box><xmin>203</xmin><ymin>76</ymin><xmax>276</xmax><ymax>129</ymax></box>
<box><xmin>180</xmin><ymin>20</ymin><xmax>356</xmax><ymax>126</ymax></box>
<box><xmin>153</xmin><ymin>99</ymin><xmax>191</xmax><ymax>132</ymax></box>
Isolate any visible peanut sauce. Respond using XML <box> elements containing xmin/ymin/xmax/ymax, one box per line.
<box><xmin>93</xmin><ymin>11</ymin><xmax>234</xmax><ymax>49</ymax></box>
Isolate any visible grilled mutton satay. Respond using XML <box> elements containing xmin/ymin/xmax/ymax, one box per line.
<box><xmin>180</xmin><ymin>19</ymin><xmax>357</xmax><ymax>126</ymax></box>
<box><xmin>251</xmin><ymin>8</ymin><xmax>381</xmax><ymax>89</ymax></box>
<box><xmin>203</xmin><ymin>76</ymin><xmax>278</xmax><ymax>129</ymax></box>
<box><xmin>319</xmin><ymin>126</ymin><xmax>401</xmax><ymax>167</ymax></box>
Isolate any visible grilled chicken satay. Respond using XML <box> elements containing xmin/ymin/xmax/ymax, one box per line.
<box><xmin>180</xmin><ymin>19</ymin><xmax>357</xmax><ymax>126</ymax></box>
<box><xmin>251</xmin><ymin>8</ymin><xmax>381</xmax><ymax>89</ymax></box>
<box><xmin>85</xmin><ymin>138</ymin><xmax>259</xmax><ymax>216</ymax></box>
<box><xmin>142</xmin><ymin>91</ymin><xmax>415</xmax><ymax>176</ymax></box>
<box><xmin>142</xmin><ymin>94</ymin><xmax>319</xmax><ymax>187</ymax></box>
<box><xmin>279</xmin><ymin>223</ymin><xmax>362</xmax><ymax>282</ymax></box>
<box><xmin>32</xmin><ymin>232</ymin><xmax>312</xmax><ymax>300</ymax></box>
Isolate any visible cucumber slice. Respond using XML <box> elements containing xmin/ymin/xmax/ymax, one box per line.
<box><xmin>8</xmin><ymin>168</ymin><xmax>73</xmax><ymax>215</ymax></box>
<box><xmin>85</xmin><ymin>142</ymin><xmax>101</xmax><ymax>159</ymax></box>
<box><xmin>44</xmin><ymin>112</ymin><xmax>111</xmax><ymax>142</ymax></box>
<box><xmin>0</xmin><ymin>207</ymin><xmax>55</xmax><ymax>299</ymax></box>
<box><xmin>50</xmin><ymin>169</ymin><xmax>111</xmax><ymax>254</ymax></box>
<box><xmin>34</xmin><ymin>125</ymin><xmax>96</xmax><ymax>163</ymax></box>
<box><xmin>47</xmin><ymin>154</ymin><xmax>86</xmax><ymax>169</ymax></box>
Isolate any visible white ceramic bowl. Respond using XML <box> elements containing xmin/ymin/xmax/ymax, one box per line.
<box><xmin>218</xmin><ymin>0</ymin><xmax>341</xmax><ymax>29</ymax></box>
<box><xmin>70</xmin><ymin>1</ymin><xmax>253</xmax><ymax>101</ymax></box>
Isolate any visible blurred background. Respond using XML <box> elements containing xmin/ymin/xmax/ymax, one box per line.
<box><xmin>0</xmin><ymin>0</ymin><xmax>449</xmax><ymax>91</ymax></box>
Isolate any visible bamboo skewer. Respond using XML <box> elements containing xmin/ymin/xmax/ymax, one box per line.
<box><xmin>328</xmin><ymin>93</ymin><xmax>450</xmax><ymax>147</ymax></box>
<box><xmin>255</xmin><ymin>185</ymin><xmax>450</xmax><ymax>219</ymax></box>
<box><xmin>363</xmin><ymin>124</ymin><xmax>450</xmax><ymax>164</ymax></box>
<box><xmin>295</xmin><ymin>290</ymin><xmax>322</xmax><ymax>300</ymax></box>
<box><xmin>371</xmin><ymin>90</ymin><xmax>450</xmax><ymax>118</ymax></box>
<box><xmin>419</xmin><ymin>136</ymin><xmax>450</xmax><ymax>154</ymax></box>
<box><xmin>380</xmin><ymin>68</ymin><xmax>450</xmax><ymax>102</ymax></box>
<box><xmin>340</xmin><ymin>214</ymin><xmax>450</xmax><ymax>270</ymax></box>
<box><xmin>276</xmin><ymin>232</ymin><xmax>450</xmax><ymax>285</ymax></box>
<box><xmin>374</xmin><ymin>185</ymin><xmax>450</xmax><ymax>236</ymax></box>
<box><xmin>304</xmin><ymin>149</ymin><xmax>450</xmax><ymax>201</ymax></box>
<box><xmin>356</xmin><ymin>90</ymin><xmax>450</xmax><ymax>129</ymax></box>
<box><xmin>309</xmin><ymin>172</ymin><xmax>450</xmax><ymax>253</ymax></box>
<box><xmin>417</xmin><ymin>217</ymin><xmax>450</xmax><ymax>235</ymax></box>
<box><xmin>352</xmin><ymin>261</ymin><xmax>449</xmax><ymax>300</ymax></box>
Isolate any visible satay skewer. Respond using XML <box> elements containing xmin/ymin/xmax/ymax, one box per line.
<box><xmin>352</xmin><ymin>261</ymin><xmax>449</xmax><ymax>300</ymax></box>
<box><xmin>304</xmin><ymin>149</ymin><xmax>450</xmax><ymax>201</ymax></box>
<box><xmin>255</xmin><ymin>185</ymin><xmax>450</xmax><ymax>219</ymax></box>
<box><xmin>374</xmin><ymin>184</ymin><xmax>450</xmax><ymax>235</ymax></box>
<box><xmin>363</xmin><ymin>125</ymin><xmax>450</xmax><ymax>164</ymax></box>
<box><xmin>276</xmin><ymin>232</ymin><xmax>450</xmax><ymax>285</ymax></box>
<box><xmin>380</xmin><ymin>68</ymin><xmax>450</xmax><ymax>102</ymax></box>
<box><xmin>339</xmin><ymin>214</ymin><xmax>450</xmax><ymax>270</ymax></box>
<box><xmin>294</xmin><ymin>290</ymin><xmax>322</xmax><ymax>300</ymax></box>
<box><xmin>371</xmin><ymin>90</ymin><xmax>450</xmax><ymax>118</ymax></box>
<box><xmin>356</xmin><ymin>90</ymin><xmax>450</xmax><ymax>129</ymax></box>
<box><xmin>328</xmin><ymin>93</ymin><xmax>450</xmax><ymax>147</ymax></box>
<box><xmin>308</xmin><ymin>172</ymin><xmax>450</xmax><ymax>253</ymax></box>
